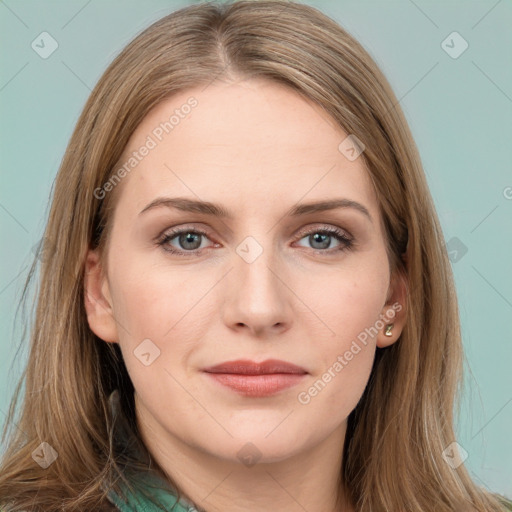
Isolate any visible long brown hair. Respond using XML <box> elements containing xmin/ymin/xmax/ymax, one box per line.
<box><xmin>0</xmin><ymin>1</ymin><xmax>510</xmax><ymax>510</ymax></box>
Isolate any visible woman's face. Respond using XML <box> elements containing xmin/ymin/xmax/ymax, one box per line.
<box><xmin>85</xmin><ymin>78</ymin><xmax>405</xmax><ymax>466</ymax></box>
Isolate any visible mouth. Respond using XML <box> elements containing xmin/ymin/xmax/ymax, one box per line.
<box><xmin>202</xmin><ymin>359</ymin><xmax>308</xmax><ymax>397</ymax></box>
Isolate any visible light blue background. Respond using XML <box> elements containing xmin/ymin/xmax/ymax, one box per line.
<box><xmin>1</xmin><ymin>0</ymin><xmax>511</xmax><ymax>498</ymax></box>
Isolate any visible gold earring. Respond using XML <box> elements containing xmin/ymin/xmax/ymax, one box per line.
<box><xmin>384</xmin><ymin>323</ymin><xmax>394</xmax><ymax>337</ymax></box>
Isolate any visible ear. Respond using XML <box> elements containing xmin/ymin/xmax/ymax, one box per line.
<box><xmin>376</xmin><ymin>267</ymin><xmax>408</xmax><ymax>348</ymax></box>
<box><xmin>84</xmin><ymin>248</ymin><xmax>118</xmax><ymax>343</ymax></box>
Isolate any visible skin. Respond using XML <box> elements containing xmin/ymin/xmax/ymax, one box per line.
<box><xmin>85</xmin><ymin>77</ymin><xmax>407</xmax><ymax>512</ymax></box>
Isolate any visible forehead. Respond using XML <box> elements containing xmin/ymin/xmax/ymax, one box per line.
<box><xmin>111</xmin><ymin>78</ymin><xmax>378</xmax><ymax>220</ymax></box>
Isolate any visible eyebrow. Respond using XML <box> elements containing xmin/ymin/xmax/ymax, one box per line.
<box><xmin>139</xmin><ymin>197</ymin><xmax>373</xmax><ymax>223</ymax></box>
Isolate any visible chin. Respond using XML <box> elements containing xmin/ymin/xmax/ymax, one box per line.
<box><xmin>223</xmin><ymin>425</ymin><xmax>312</xmax><ymax>460</ymax></box>
<box><xmin>209</xmin><ymin>437</ymin><xmax>305</xmax><ymax>466</ymax></box>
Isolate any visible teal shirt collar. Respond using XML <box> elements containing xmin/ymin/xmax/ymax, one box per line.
<box><xmin>107</xmin><ymin>474</ymin><xmax>199</xmax><ymax>512</ymax></box>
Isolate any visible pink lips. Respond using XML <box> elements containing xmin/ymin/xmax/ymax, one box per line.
<box><xmin>202</xmin><ymin>359</ymin><xmax>308</xmax><ymax>397</ymax></box>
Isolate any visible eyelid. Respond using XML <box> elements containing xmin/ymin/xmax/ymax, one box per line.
<box><xmin>294</xmin><ymin>223</ymin><xmax>353</xmax><ymax>240</ymax></box>
<box><xmin>156</xmin><ymin>223</ymin><xmax>213</xmax><ymax>240</ymax></box>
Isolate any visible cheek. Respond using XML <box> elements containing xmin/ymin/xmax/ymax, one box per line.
<box><xmin>106</xmin><ymin>251</ymin><xmax>226</xmax><ymax>387</ymax></box>
<box><xmin>299</xmin><ymin>264</ymin><xmax>388</xmax><ymax>354</ymax></box>
<box><xmin>109</xmin><ymin>259</ymin><xmax>204</xmax><ymax>341</ymax></box>
<box><xmin>293</xmin><ymin>267</ymin><xmax>387</xmax><ymax>413</ymax></box>
<box><xmin>108</xmin><ymin>263</ymin><xmax>203</xmax><ymax>407</ymax></box>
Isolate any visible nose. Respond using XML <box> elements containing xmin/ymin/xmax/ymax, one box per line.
<box><xmin>220</xmin><ymin>240</ymin><xmax>293</xmax><ymax>337</ymax></box>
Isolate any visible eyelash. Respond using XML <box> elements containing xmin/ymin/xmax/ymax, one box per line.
<box><xmin>155</xmin><ymin>225</ymin><xmax>354</xmax><ymax>257</ymax></box>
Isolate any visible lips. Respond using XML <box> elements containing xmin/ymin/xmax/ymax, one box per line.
<box><xmin>202</xmin><ymin>359</ymin><xmax>308</xmax><ymax>397</ymax></box>
<box><xmin>202</xmin><ymin>359</ymin><xmax>308</xmax><ymax>375</ymax></box>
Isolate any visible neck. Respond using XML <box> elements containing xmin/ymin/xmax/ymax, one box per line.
<box><xmin>136</xmin><ymin>397</ymin><xmax>354</xmax><ymax>512</ymax></box>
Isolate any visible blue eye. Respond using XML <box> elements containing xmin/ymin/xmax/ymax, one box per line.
<box><xmin>295</xmin><ymin>227</ymin><xmax>353</xmax><ymax>253</ymax></box>
<box><xmin>156</xmin><ymin>226</ymin><xmax>353</xmax><ymax>256</ymax></box>
<box><xmin>157</xmin><ymin>228</ymin><xmax>212</xmax><ymax>256</ymax></box>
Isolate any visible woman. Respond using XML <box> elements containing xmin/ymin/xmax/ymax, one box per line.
<box><xmin>0</xmin><ymin>1</ymin><xmax>510</xmax><ymax>511</ymax></box>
